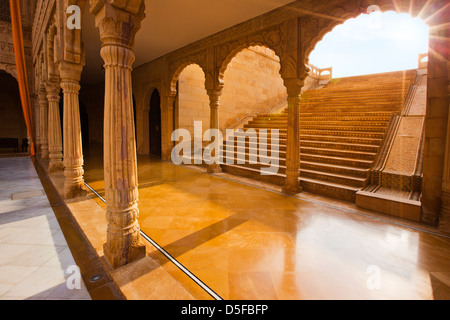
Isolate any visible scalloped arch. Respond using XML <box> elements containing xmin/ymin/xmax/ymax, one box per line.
<box><xmin>217</xmin><ymin>41</ymin><xmax>284</xmax><ymax>87</ymax></box>
<box><xmin>169</xmin><ymin>60</ymin><xmax>208</xmax><ymax>96</ymax></box>
<box><xmin>303</xmin><ymin>1</ymin><xmax>431</xmax><ymax>65</ymax></box>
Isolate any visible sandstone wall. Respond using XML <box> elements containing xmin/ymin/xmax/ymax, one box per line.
<box><xmin>177</xmin><ymin>46</ymin><xmax>287</xmax><ymax>137</ymax></box>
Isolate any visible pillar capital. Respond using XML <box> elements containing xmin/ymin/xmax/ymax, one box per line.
<box><xmin>283</xmin><ymin>77</ymin><xmax>304</xmax><ymax>97</ymax></box>
<box><xmin>207</xmin><ymin>88</ymin><xmax>222</xmax><ymax>109</ymax></box>
<box><xmin>90</xmin><ymin>0</ymin><xmax>145</xmax><ymax>49</ymax></box>
<box><xmin>46</xmin><ymin>80</ymin><xmax>61</xmax><ymax>103</ymax></box>
<box><xmin>59</xmin><ymin>60</ymin><xmax>84</xmax><ymax>84</ymax></box>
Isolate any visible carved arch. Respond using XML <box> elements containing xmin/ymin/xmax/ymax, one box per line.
<box><xmin>302</xmin><ymin>0</ymin><xmax>434</xmax><ymax>66</ymax></box>
<box><xmin>143</xmin><ymin>84</ymin><xmax>163</xmax><ymax>113</ymax></box>
<box><xmin>168</xmin><ymin>55</ymin><xmax>208</xmax><ymax>96</ymax></box>
<box><xmin>215</xmin><ymin>26</ymin><xmax>286</xmax><ymax>88</ymax></box>
<box><xmin>0</xmin><ymin>63</ymin><xmax>18</xmax><ymax>81</ymax></box>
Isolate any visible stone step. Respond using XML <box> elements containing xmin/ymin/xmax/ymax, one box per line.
<box><xmin>300</xmin><ymin>134</ymin><xmax>383</xmax><ymax>146</ymax></box>
<box><xmin>300</xmin><ymin>111</ymin><xmax>393</xmax><ymax>117</ymax></box>
<box><xmin>221</xmin><ymin>163</ymin><xmax>286</xmax><ymax>185</ymax></box>
<box><xmin>300</xmin><ymin>125</ymin><xmax>387</xmax><ymax>133</ymax></box>
<box><xmin>300</xmin><ymin>177</ymin><xmax>359</xmax><ymax>202</ymax></box>
<box><xmin>301</xmin><ymin>168</ymin><xmax>367</xmax><ymax>188</ymax></box>
<box><xmin>247</xmin><ymin>120</ymin><xmax>390</xmax><ymax>127</ymax></box>
<box><xmin>220</xmin><ymin>144</ymin><xmax>377</xmax><ymax>163</ymax></box>
<box><xmin>300</xmin><ymin>146</ymin><xmax>377</xmax><ymax>160</ymax></box>
<box><xmin>301</xmin><ymin>96</ymin><xmax>407</xmax><ymax>104</ymax></box>
<box><xmin>220</xmin><ymin>150</ymin><xmax>287</xmax><ymax>166</ymax></box>
<box><xmin>220</xmin><ymin>163</ymin><xmax>361</xmax><ymax>202</ymax></box>
<box><xmin>300</xmin><ymin>129</ymin><xmax>385</xmax><ymax>139</ymax></box>
<box><xmin>301</xmin><ymin>161</ymin><xmax>369</xmax><ymax>178</ymax></box>
<box><xmin>300</xmin><ymin>107</ymin><xmax>402</xmax><ymax>112</ymax></box>
<box><xmin>232</xmin><ymin>129</ymin><xmax>386</xmax><ymax>139</ymax></box>
<box><xmin>300</xmin><ymin>140</ymin><xmax>380</xmax><ymax>153</ymax></box>
<box><xmin>220</xmin><ymin>158</ymin><xmax>369</xmax><ymax>179</ymax></box>
<box><xmin>300</xmin><ymin>153</ymin><xmax>373</xmax><ymax>169</ymax></box>
<box><xmin>227</xmin><ymin>134</ymin><xmax>383</xmax><ymax>146</ymax></box>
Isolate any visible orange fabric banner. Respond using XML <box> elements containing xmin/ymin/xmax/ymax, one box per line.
<box><xmin>9</xmin><ymin>0</ymin><xmax>35</xmax><ymax>156</ymax></box>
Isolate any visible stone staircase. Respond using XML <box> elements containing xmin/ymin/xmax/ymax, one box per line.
<box><xmin>220</xmin><ymin>70</ymin><xmax>417</xmax><ymax>201</ymax></box>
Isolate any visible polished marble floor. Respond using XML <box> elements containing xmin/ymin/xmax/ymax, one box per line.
<box><xmin>83</xmin><ymin>149</ymin><xmax>450</xmax><ymax>300</ymax></box>
<box><xmin>0</xmin><ymin>157</ymin><xmax>91</xmax><ymax>300</ymax></box>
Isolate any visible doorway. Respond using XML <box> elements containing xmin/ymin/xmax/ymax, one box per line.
<box><xmin>149</xmin><ymin>89</ymin><xmax>162</xmax><ymax>158</ymax></box>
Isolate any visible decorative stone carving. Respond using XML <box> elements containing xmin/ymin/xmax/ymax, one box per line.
<box><xmin>59</xmin><ymin>60</ymin><xmax>86</xmax><ymax>198</ymax></box>
<box><xmin>215</xmin><ymin>24</ymin><xmax>285</xmax><ymax>88</ymax></box>
<box><xmin>168</xmin><ymin>52</ymin><xmax>208</xmax><ymax>94</ymax></box>
<box><xmin>206</xmin><ymin>88</ymin><xmax>223</xmax><ymax>174</ymax></box>
<box><xmin>38</xmin><ymin>86</ymin><xmax>49</xmax><ymax>160</ymax></box>
<box><xmin>91</xmin><ymin>0</ymin><xmax>146</xmax><ymax>269</ymax></box>
<box><xmin>46</xmin><ymin>80</ymin><xmax>64</xmax><ymax>173</ymax></box>
<box><xmin>282</xmin><ymin>78</ymin><xmax>305</xmax><ymax>194</ymax></box>
<box><xmin>0</xmin><ymin>62</ymin><xmax>17</xmax><ymax>80</ymax></box>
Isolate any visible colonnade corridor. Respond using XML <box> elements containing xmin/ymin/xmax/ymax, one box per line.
<box><xmin>81</xmin><ymin>143</ymin><xmax>450</xmax><ymax>300</ymax></box>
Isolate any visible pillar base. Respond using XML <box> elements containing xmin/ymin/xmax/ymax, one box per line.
<box><xmin>207</xmin><ymin>163</ymin><xmax>222</xmax><ymax>174</ymax></box>
<box><xmin>283</xmin><ymin>168</ymin><xmax>302</xmax><ymax>194</ymax></box>
<box><xmin>64</xmin><ymin>182</ymin><xmax>88</xmax><ymax>199</ymax></box>
<box><xmin>103</xmin><ymin>241</ymin><xmax>146</xmax><ymax>270</ymax></box>
<box><xmin>282</xmin><ymin>184</ymin><xmax>303</xmax><ymax>195</ymax></box>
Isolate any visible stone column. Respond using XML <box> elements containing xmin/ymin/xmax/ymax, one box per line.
<box><xmin>91</xmin><ymin>1</ymin><xmax>146</xmax><ymax>269</ymax></box>
<box><xmin>34</xmin><ymin>94</ymin><xmax>41</xmax><ymax>154</ymax></box>
<box><xmin>206</xmin><ymin>89</ymin><xmax>222</xmax><ymax>173</ymax></box>
<box><xmin>161</xmin><ymin>94</ymin><xmax>175</xmax><ymax>161</ymax></box>
<box><xmin>46</xmin><ymin>81</ymin><xmax>63</xmax><ymax>173</ymax></box>
<box><xmin>282</xmin><ymin>79</ymin><xmax>303</xmax><ymax>194</ymax></box>
<box><xmin>38</xmin><ymin>86</ymin><xmax>49</xmax><ymax>160</ymax></box>
<box><xmin>59</xmin><ymin>61</ymin><xmax>86</xmax><ymax>198</ymax></box>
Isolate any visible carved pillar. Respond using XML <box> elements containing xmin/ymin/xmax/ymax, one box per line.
<box><xmin>282</xmin><ymin>79</ymin><xmax>303</xmax><ymax>194</ymax></box>
<box><xmin>206</xmin><ymin>89</ymin><xmax>222</xmax><ymax>173</ymax></box>
<box><xmin>46</xmin><ymin>80</ymin><xmax>63</xmax><ymax>173</ymax></box>
<box><xmin>91</xmin><ymin>1</ymin><xmax>146</xmax><ymax>269</ymax></box>
<box><xmin>161</xmin><ymin>94</ymin><xmax>175</xmax><ymax>161</ymax></box>
<box><xmin>34</xmin><ymin>94</ymin><xmax>41</xmax><ymax>154</ymax></box>
<box><xmin>59</xmin><ymin>61</ymin><xmax>86</xmax><ymax>198</ymax></box>
<box><xmin>38</xmin><ymin>86</ymin><xmax>49</xmax><ymax>160</ymax></box>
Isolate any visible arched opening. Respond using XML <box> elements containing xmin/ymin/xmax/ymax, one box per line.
<box><xmin>171</xmin><ymin>63</ymin><xmax>210</xmax><ymax>162</ymax></box>
<box><xmin>176</xmin><ymin>64</ymin><xmax>210</xmax><ymax>138</ymax></box>
<box><xmin>221</xmin><ymin>45</ymin><xmax>287</xmax><ymax>128</ymax></box>
<box><xmin>148</xmin><ymin>88</ymin><xmax>162</xmax><ymax>158</ymax></box>
<box><xmin>308</xmin><ymin>11</ymin><xmax>429</xmax><ymax>78</ymax></box>
<box><xmin>218</xmin><ymin>45</ymin><xmax>287</xmax><ymax>178</ymax></box>
<box><xmin>298</xmin><ymin>10</ymin><xmax>431</xmax><ymax>215</ymax></box>
<box><xmin>0</xmin><ymin>70</ymin><xmax>26</xmax><ymax>154</ymax></box>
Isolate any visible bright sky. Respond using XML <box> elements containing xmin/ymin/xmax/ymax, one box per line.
<box><xmin>308</xmin><ymin>11</ymin><xmax>429</xmax><ymax>78</ymax></box>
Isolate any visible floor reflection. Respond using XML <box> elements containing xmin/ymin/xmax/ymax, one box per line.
<box><xmin>83</xmin><ymin>146</ymin><xmax>450</xmax><ymax>300</ymax></box>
